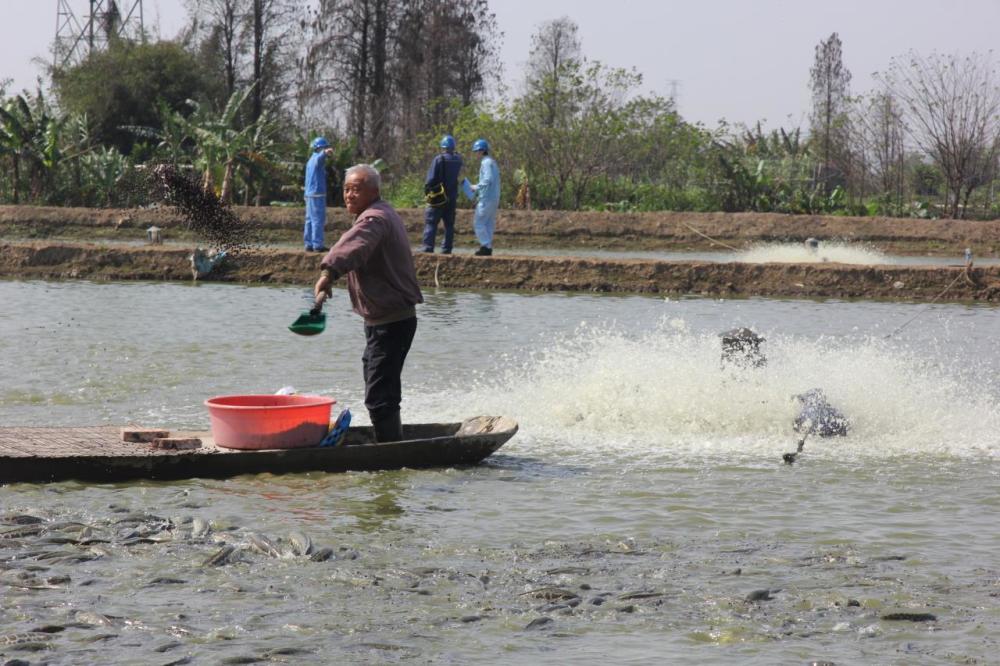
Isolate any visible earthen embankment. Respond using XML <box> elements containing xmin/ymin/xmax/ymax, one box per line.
<box><xmin>2</xmin><ymin>205</ymin><xmax>997</xmax><ymax>255</ymax></box>
<box><xmin>2</xmin><ymin>241</ymin><xmax>997</xmax><ymax>302</ymax></box>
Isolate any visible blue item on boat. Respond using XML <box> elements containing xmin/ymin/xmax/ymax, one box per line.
<box><xmin>319</xmin><ymin>409</ymin><xmax>352</xmax><ymax>447</ymax></box>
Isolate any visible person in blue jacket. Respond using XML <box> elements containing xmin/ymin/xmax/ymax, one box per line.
<box><xmin>304</xmin><ymin>137</ymin><xmax>334</xmax><ymax>252</ymax></box>
<box><xmin>421</xmin><ymin>135</ymin><xmax>463</xmax><ymax>254</ymax></box>
<box><xmin>470</xmin><ymin>138</ymin><xmax>500</xmax><ymax>256</ymax></box>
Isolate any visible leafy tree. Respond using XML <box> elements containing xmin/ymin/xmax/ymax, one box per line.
<box><xmin>52</xmin><ymin>40</ymin><xmax>216</xmax><ymax>155</ymax></box>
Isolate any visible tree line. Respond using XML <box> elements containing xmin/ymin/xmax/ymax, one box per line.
<box><xmin>1</xmin><ymin>5</ymin><xmax>998</xmax><ymax>220</ymax></box>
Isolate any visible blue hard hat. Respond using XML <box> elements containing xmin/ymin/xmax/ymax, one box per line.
<box><xmin>472</xmin><ymin>138</ymin><xmax>489</xmax><ymax>152</ymax></box>
<box><xmin>311</xmin><ymin>137</ymin><xmax>330</xmax><ymax>150</ymax></box>
<box><xmin>440</xmin><ymin>134</ymin><xmax>456</xmax><ymax>150</ymax></box>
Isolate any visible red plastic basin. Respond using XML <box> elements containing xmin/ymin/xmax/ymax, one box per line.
<box><xmin>205</xmin><ymin>394</ymin><xmax>336</xmax><ymax>450</ymax></box>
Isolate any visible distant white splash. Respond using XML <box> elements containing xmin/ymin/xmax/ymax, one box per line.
<box><xmin>736</xmin><ymin>242</ymin><xmax>890</xmax><ymax>265</ymax></box>
<box><xmin>447</xmin><ymin>320</ymin><xmax>1000</xmax><ymax>462</ymax></box>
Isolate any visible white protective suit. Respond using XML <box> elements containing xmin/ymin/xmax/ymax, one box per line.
<box><xmin>473</xmin><ymin>155</ymin><xmax>500</xmax><ymax>249</ymax></box>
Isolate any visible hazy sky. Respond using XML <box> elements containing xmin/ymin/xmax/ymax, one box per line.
<box><xmin>3</xmin><ymin>0</ymin><xmax>999</xmax><ymax>129</ymax></box>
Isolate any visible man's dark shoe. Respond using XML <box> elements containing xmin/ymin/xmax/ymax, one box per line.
<box><xmin>421</xmin><ymin>247</ymin><xmax>434</xmax><ymax>253</ymax></box>
<box><xmin>441</xmin><ymin>249</ymin><xmax>452</xmax><ymax>255</ymax></box>
<box><xmin>314</xmin><ymin>246</ymin><xmax>329</xmax><ymax>252</ymax></box>
<box><xmin>474</xmin><ymin>246</ymin><xmax>492</xmax><ymax>256</ymax></box>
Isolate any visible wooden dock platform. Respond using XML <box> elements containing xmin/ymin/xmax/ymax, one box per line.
<box><xmin>0</xmin><ymin>418</ymin><xmax>518</xmax><ymax>484</ymax></box>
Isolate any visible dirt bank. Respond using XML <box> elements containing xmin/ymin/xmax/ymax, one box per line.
<box><xmin>2</xmin><ymin>205</ymin><xmax>998</xmax><ymax>255</ymax></box>
<box><xmin>3</xmin><ymin>241</ymin><xmax>998</xmax><ymax>303</ymax></box>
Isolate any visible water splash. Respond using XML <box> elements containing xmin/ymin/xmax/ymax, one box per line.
<box><xmin>736</xmin><ymin>242</ymin><xmax>890</xmax><ymax>265</ymax></box>
<box><xmin>453</xmin><ymin>320</ymin><xmax>1000</xmax><ymax>461</ymax></box>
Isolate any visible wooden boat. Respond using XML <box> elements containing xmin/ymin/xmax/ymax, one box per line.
<box><xmin>0</xmin><ymin>416</ymin><xmax>518</xmax><ymax>484</ymax></box>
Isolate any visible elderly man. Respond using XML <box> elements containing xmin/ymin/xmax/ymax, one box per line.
<box><xmin>313</xmin><ymin>164</ymin><xmax>423</xmax><ymax>442</ymax></box>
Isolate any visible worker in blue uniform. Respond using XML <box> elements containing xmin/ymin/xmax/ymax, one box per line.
<box><xmin>304</xmin><ymin>137</ymin><xmax>334</xmax><ymax>252</ymax></box>
<box><xmin>421</xmin><ymin>135</ymin><xmax>463</xmax><ymax>254</ymax></box>
<box><xmin>470</xmin><ymin>138</ymin><xmax>500</xmax><ymax>256</ymax></box>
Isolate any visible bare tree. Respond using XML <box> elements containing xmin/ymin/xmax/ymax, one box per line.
<box><xmin>299</xmin><ymin>0</ymin><xmax>396</xmax><ymax>157</ymax></box>
<box><xmin>390</xmin><ymin>0</ymin><xmax>500</xmax><ymax>131</ymax></box>
<box><xmin>184</xmin><ymin>0</ymin><xmax>242</xmax><ymax>99</ymax></box>
<box><xmin>247</xmin><ymin>0</ymin><xmax>299</xmax><ymax>123</ymax></box>
<box><xmin>852</xmin><ymin>91</ymin><xmax>906</xmax><ymax>207</ymax></box>
<box><xmin>184</xmin><ymin>0</ymin><xmax>299</xmax><ymax>122</ymax></box>
<box><xmin>450</xmin><ymin>0</ymin><xmax>502</xmax><ymax>105</ymax></box>
<box><xmin>878</xmin><ymin>51</ymin><xmax>1000</xmax><ymax>218</ymax></box>
<box><xmin>809</xmin><ymin>32</ymin><xmax>852</xmax><ymax>190</ymax></box>
<box><xmin>301</xmin><ymin>0</ymin><xmax>500</xmax><ymax>161</ymax></box>
<box><xmin>297</xmin><ymin>0</ymin><xmax>341</xmax><ymax>129</ymax></box>
<box><xmin>525</xmin><ymin>17</ymin><xmax>582</xmax><ymax>128</ymax></box>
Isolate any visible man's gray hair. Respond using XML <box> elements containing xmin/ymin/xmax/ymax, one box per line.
<box><xmin>345</xmin><ymin>163</ymin><xmax>381</xmax><ymax>191</ymax></box>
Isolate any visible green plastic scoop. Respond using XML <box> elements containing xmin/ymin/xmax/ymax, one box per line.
<box><xmin>289</xmin><ymin>300</ymin><xmax>326</xmax><ymax>336</ymax></box>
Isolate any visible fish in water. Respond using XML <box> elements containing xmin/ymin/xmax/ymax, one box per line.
<box><xmin>309</xmin><ymin>547</ymin><xmax>334</xmax><ymax>562</ymax></box>
<box><xmin>1</xmin><ymin>514</ymin><xmax>45</xmax><ymax>525</ymax></box>
<box><xmin>189</xmin><ymin>517</ymin><xmax>211</xmax><ymax>539</ymax></box>
<box><xmin>247</xmin><ymin>533</ymin><xmax>282</xmax><ymax>559</ymax></box>
<box><xmin>793</xmin><ymin>388</ymin><xmax>849</xmax><ymax>438</ymax></box>
<box><xmin>745</xmin><ymin>588</ymin><xmax>780</xmax><ymax>602</ymax></box>
<box><xmin>288</xmin><ymin>532</ymin><xmax>313</xmax><ymax>557</ymax></box>
<box><xmin>0</xmin><ymin>631</ymin><xmax>52</xmax><ymax>647</ymax></box>
<box><xmin>202</xmin><ymin>544</ymin><xmax>237</xmax><ymax>567</ymax></box>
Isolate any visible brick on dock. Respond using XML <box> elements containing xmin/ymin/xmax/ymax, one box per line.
<box><xmin>151</xmin><ymin>437</ymin><xmax>202</xmax><ymax>450</ymax></box>
<box><xmin>121</xmin><ymin>428</ymin><xmax>170</xmax><ymax>442</ymax></box>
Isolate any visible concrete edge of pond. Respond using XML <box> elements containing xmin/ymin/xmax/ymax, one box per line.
<box><xmin>1</xmin><ymin>240</ymin><xmax>998</xmax><ymax>303</ymax></box>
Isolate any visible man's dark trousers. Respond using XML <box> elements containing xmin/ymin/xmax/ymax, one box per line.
<box><xmin>363</xmin><ymin>317</ymin><xmax>417</xmax><ymax>441</ymax></box>
<box><xmin>422</xmin><ymin>203</ymin><xmax>457</xmax><ymax>253</ymax></box>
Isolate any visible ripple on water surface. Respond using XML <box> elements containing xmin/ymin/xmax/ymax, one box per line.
<box><xmin>2</xmin><ymin>280</ymin><xmax>1000</xmax><ymax>663</ymax></box>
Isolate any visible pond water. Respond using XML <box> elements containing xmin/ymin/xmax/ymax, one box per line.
<box><xmin>2</xmin><ymin>279</ymin><xmax>999</xmax><ymax>665</ymax></box>
<box><xmin>488</xmin><ymin>242</ymin><xmax>998</xmax><ymax>267</ymax></box>
<box><xmin>75</xmin><ymin>236</ymin><xmax>1000</xmax><ymax>266</ymax></box>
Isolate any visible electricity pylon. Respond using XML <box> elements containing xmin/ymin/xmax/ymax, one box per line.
<box><xmin>54</xmin><ymin>0</ymin><xmax>145</xmax><ymax>68</ymax></box>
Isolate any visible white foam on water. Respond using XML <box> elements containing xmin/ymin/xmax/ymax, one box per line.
<box><xmin>736</xmin><ymin>242</ymin><xmax>890</xmax><ymax>265</ymax></box>
<box><xmin>448</xmin><ymin>319</ymin><xmax>1000</xmax><ymax>463</ymax></box>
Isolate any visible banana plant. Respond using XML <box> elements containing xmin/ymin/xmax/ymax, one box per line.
<box><xmin>0</xmin><ymin>95</ymin><xmax>39</xmax><ymax>203</ymax></box>
<box><xmin>182</xmin><ymin>86</ymin><xmax>258</xmax><ymax>203</ymax></box>
<box><xmin>0</xmin><ymin>93</ymin><xmax>66</xmax><ymax>204</ymax></box>
<box><xmin>122</xmin><ymin>99</ymin><xmax>193</xmax><ymax>166</ymax></box>
<box><xmin>81</xmin><ymin>146</ymin><xmax>130</xmax><ymax>206</ymax></box>
<box><xmin>231</xmin><ymin>113</ymin><xmax>282</xmax><ymax>205</ymax></box>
